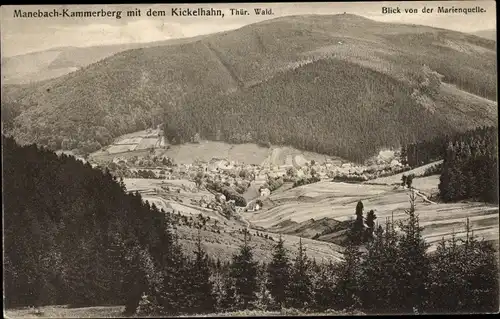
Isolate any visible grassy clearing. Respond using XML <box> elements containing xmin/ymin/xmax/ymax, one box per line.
<box><xmin>367</xmin><ymin>160</ymin><xmax>443</xmax><ymax>185</ymax></box>
<box><xmin>91</xmin><ymin>131</ymin><xmax>341</xmax><ymax>166</ymax></box>
<box><xmin>4</xmin><ymin>305</ymin><xmax>126</xmax><ymax>319</ymax></box>
<box><xmin>248</xmin><ymin>180</ymin><xmax>499</xmax><ymax>251</ymax></box>
<box><xmin>121</xmin><ymin>177</ymin><xmax>344</xmax><ymax>263</ymax></box>
<box><xmin>4</xmin><ymin>306</ymin><xmax>363</xmax><ymax>318</ymax></box>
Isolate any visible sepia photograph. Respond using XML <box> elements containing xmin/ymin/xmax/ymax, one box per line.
<box><xmin>1</xmin><ymin>1</ymin><xmax>498</xmax><ymax>317</ymax></box>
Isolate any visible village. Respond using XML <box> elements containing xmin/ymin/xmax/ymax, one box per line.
<box><xmin>72</xmin><ymin>128</ymin><xmax>410</xmax><ymax>220</ymax></box>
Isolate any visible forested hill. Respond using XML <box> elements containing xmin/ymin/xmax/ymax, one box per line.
<box><xmin>3</xmin><ymin>136</ymin><xmax>499</xmax><ymax>315</ymax></box>
<box><xmin>3</xmin><ymin>135</ymin><xmax>174</xmax><ymax>309</ymax></box>
<box><xmin>2</xmin><ymin>14</ymin><xmax>497</xmax><ymax>162</ymax></box>
<box><xmin>1</xmin><ymin>34</ymin><xmax>210</xmax><ymax>85</ymax></box>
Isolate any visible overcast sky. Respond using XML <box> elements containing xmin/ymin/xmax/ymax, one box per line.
<box><xmin>1</xmin><ymin>1</ymin><xmax>496</xmax><ymax>57</ymax></box>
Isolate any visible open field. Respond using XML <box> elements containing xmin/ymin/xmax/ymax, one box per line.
<box><xmin>122</xmin><ymin>178</ymin><xmax>344</xmax><ymax>263</ymax></box>
<box><xmin>106</xmin><ymin>144</ymin><xmax>137</xmax><ymax>154</ymax></box>
<box><xmin>90</xmin><ymin>129</ymin><xmax>345</xmax><ymax>166</ymax></box>
<box><xmin>90</xmin><ymin>149</ymin><xmax>152</xmax><ymax>163</ymax></box>
<box><xmin>246</xmin><ymin>180</ymin><xmax>498</xmax><ymax>251</ymax></box>
<box><xmin>123</xmin><ymin>178</ymin><xmax>230</xmax><ymax>222</ymax></box>
<box><xmin>4</xmin><ymin>305</ymin><xmax>362</xmax><ymax>318</ymax></box>
<box><xmin>177</xmin><ymin>225</ymin><xmax>344</xmax><ymax>263</ymax></box>
<box><xmin>4</xmin><ymin>305</ymin><xmax>126</xmax><ymax>319</ymax></box>
<box><xmin>122</xmin><ymin>170</ymin><xmax>498</xmax><ymax>256</ymax></box>
<box><xmin>90</xmin><ymin>129</ymin><xmax>163</xmax><ymax>160</ymax></box>
<box><xmin>162</xmin><ymin>141</ymin><xmax>344</xmax><ymax>166</ymax></box>
<box><xmin>367</xmin><ymin>160</ymin><xmax>443</xmax><ymax>185</ymax></box>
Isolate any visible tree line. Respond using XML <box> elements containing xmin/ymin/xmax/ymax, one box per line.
<box><xmin>400</xmin><ymin>126</ymin><xmax>498</xmax><ymax>204</ymax></box>
<box><xmin>401</xmin><ymin>125</ymin><xmax>496</xmax><ymax>168</ymax></box>
<box><xmin>137</xmin><ymin>194</ymin><xmax>498</xmax><ymax>315</ymax></box>
<box><xmin>3</xmin><ymin>135</ymin><xmax>497</xmax><ymax>315</ymax></box>
<box><xmin>438</xmin><ymin>126</ymin><xmax>498</xmax><ymax>203</ymax></box>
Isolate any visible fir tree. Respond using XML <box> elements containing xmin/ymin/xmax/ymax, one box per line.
<box><xmin>400</xmin><ymin>145</ymin><xmax>408</xmax><ymax>166</ymax></box>
<box><xmin>395</xmin><ymin>192</ymin><xmax>431</xmax><ymax>313</ymax></box>
<box><xmin>406</xmin><ymin>174</ymin><xmax>415</xmax><ymax>189</ymax></box>
<box><xmin>355</xmin><ymin>201</ymin><xmax>364</xmax><ymax>224</ymax></box>
<box><xmin>360</xmin><ymin>223</ymin><xmax>400</xmax><ymax>313</ymax></box>
<box><xmin>122</xmin><ymin>246</ymin><xmax>150</xmax><ymax>316</ymax></box>
<box><xmin>255</xmin><ymin>263</ymin><xmax>273</xmax><ymax>311</ymax></box>
<box><xmin>189</xmin><ymin>230</ymin><xmax>216</xmax><ymax>314</ymax></box>
<box><xmin>349</xmin><ymin>201</ymin><xmax>365</xmax><ymax>245</ymax></box>
<box><xmin>401</xmin><ymin>175</ymin><xmax>408</xmax><ymax>187</ymax></box>
<box><xmin>428</xmin><ymin>219</ymin><xmax>500</xmax><ymax>313</ymax></box>
<box><xmin>229</xmin><ymin>229</ymin><xmax>259</xmax><ymax>309</ymax></box>
<box><xmin>266</xmin><ymin>235</ymin><xmax>291</xmax><ymax>309</ymax></box>
<box><xmin>427</xmin><ymin>233</ymin><xmax>463</xmax><ymax>313</ymax></box>
<box><xmin>364</xmin><ymin>210</ymin><xmax>377</xmax><ymax>241</ymax></box>
<box><xmin>155</xmin><ymin>227</ymin><xmax>190</xmax><ymax>315</ymax></box>
<box><xmin>288</xmin><ymin>238</ymin><xmax>313</xmax><ymax>309</ymax></box>
<box><xmin>333</xmin><ymin>241</ymin><xmax>362</xmax><ymax>311</ymax></box>
<box><xmin>311</xmin><ymin>262</ymin><xmax>336</xmax><ymax>311</ymax></box>
<box><xmin>220</xmin><ymin>274</ymin><xmax>238</xmax><ymax>312</ymax></box>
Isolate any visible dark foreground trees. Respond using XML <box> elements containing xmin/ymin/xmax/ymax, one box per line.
<box><xmin>267</xmin><ymin>235</ymin><xmax>291</xmax><ymax>309</ymax></box>
<box><xmin>4</xmin><ymin>136</ymin><xmax>498</xmax><ymax>315</ymax></box>
<box><xmin>3</xmin><ymin>135</ymin><xmax>170</xmax><ymax>309</ymax></box>
<box><xmin>229</xmin><ymin>229</ymin><xmax>259</xmax><ymax>309</ymax></box>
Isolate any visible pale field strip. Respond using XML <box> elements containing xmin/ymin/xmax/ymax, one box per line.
<box><xmin>123</xmin><ymin>178</ymin><xmax>197</xmax><ymax>191</ymax></box>
<box><xmin>3</xmin><ymin>305</ymin><xmax>126</xmax><ymax>318</ymax></box>
<box><xmin>90</xmin><ymin>149</ymin><xmax>151</xmax><ymax>162</ymax></box>
<box><xmin>123</xmin><ymin>178</ymin><xmax>345</xmax><ymax>262</ymax></box>
<box><xmin>106</xmin><ymin>144</ymin><xmax>137</xmax><ymax>153</ymax></box>
<box><xmin>367</xmin><ymin>160</ymin><xmax>444</xmax><ymax>185</ymax></box>
<box><xmin>95</xmin><ymin>129</ymin><xmax>164</xmax><ymax>155</ymax></box>
<box><xmin>114</xmin><ymin>137</ymin><xmax>142</xmax><ymax>145</ymax></box>
<box><xmin>439</xmin><ymin>39</ymin><xmax>495</xmax><ymax>55</ymax></box>
<box><xmin>136</xmin><ymin>137</ymin><xmax>161</xmax><ymax>150</ymax></box>
<box><xmin>247</xmin><ymin>179</ymin><xmax>499</xmax><ymax>249</ymax></box>
<box><xmin>93</xmin><ymin>129</ymin><xmax>343</xmax><ymax>166</ymax></box>
<box><xmin>175</xmin><ymin>221</ymin><xmax>344</xmax><ymax>263</ymax></box>
<box><xmin>124</xmin><ymin>176</ymin><xmax>498</xmax><ymax>250</ymax></box>
<box><xmin>4</xmin><ymin>305</ymin><xmax>361</xmax><ymax>318</ymax></box>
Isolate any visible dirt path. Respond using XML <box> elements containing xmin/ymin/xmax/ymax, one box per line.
<box><xmin>413</xmin><ymin>189</ymin><xmax>438</xmax><ymax>205</ymax></box>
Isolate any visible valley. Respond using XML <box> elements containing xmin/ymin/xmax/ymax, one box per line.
<box><xmin>82</xmin><ymin>128</ymin><xmax>499</xmax><ymax>262</ymax></box>
<box><xmin>2</xmin><ymin>9</ymin><xmax>498</xmax><ymax>316</ymax></box>
<box><xmin>2</xmin><ymin>14</ymin><xmax>497</xmax><ymax>163</ymax></box>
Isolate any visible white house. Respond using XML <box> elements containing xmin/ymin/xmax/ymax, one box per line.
<box><xmin>247</xmin><ymin>201</ymin><xmax>261</xmax><ymax>212</ymax></box>
<box><xmin>260</xmin><ymin>188</ymin><xmax>271</xmax><ymax>197</ymax></box>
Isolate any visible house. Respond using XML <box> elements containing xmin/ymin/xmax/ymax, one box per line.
<box><xmin>247</xmin><ymin>201</ymin><xmax>261</xmax><ymax>212</ymax></box>
<box><xmin>260</xmin><ymin>188</ymin><xmax>271</xmax><ymax>197</ymax></box>
<box><xmin>215</xmin><ymin>193</ymin><xmax>226</xmax><ymax>203</ymax></box>
<box><xmin>296</xmin><ymin>169</ymin><xmax>305</xmax><ymax>178</ymax></box>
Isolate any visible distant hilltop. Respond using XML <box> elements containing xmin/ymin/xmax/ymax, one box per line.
<box><xmin>2</xmin><ymin>14</ymin><xmax>497</xmax><ymax>163</ymax></box>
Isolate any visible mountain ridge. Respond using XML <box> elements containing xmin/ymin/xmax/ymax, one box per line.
<box><xmin>1</xmin><ymin>14</ymin><xmax>497</xmax><ymax>162</ymax></box>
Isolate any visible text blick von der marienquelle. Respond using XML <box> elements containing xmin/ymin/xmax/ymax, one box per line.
<box><xmin>381</xmin><ymin>5</ymin><xmax>487</xmax><ymax>14</ymax></box>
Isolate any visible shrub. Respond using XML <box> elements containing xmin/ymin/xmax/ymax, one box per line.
<box><xmin>266</xmin><ymin>176</ymin><xmax>284</xmax><ymax>192</ymax></box>
<box><xmin>293</xmin><ymin>176</ymin><xmax>320</xmax><ymax>188</ymax></box>
<box><xmin>420</xmin><ymin>163</ymin><xmax>443</xmax><ymax>177</ymax></box>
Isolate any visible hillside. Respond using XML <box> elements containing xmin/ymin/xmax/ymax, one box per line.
<box><xmin>4</xmin><ymin>133</ymin><xmax>499</xmax><ymax>315</ymax></box>
<box><xmin>245</xmin><ymin>179</ymin><xmax>499</xmax><ymax>250</ymax></box>
<box><xmin>471</xmin><ymin>29</ymin><xmax>496</xmax><ymax>41</ymax></box>
<box><xmin>1</xmin><ymin>35</ymin><xmax>209</xmax><ymax>85</ymax></box>
<box><xmin>2</xmin><ymin>14</ymin><xmax>497</xmax><ymax>162</ymax></box>
<box><xmin>89</xmin><ymin>128</ymin><xmax>344</xmax><ymax>166</ymax></box>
